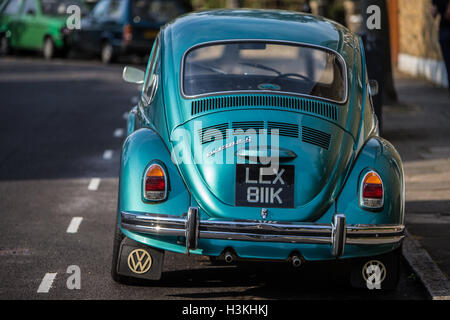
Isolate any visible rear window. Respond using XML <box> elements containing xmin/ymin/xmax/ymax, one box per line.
<box><xmin>40</xmin><ymin>0</ymin><xmax>86</xmax><ymax>16</ymax></box>
<box><xmin>3</xmin><ymin>0</ymin><xmax>23</xmax><ymax>15</ymax></box>
<box><xmin>183</xmin><ymin>41</ymin><xmax>347</xmax><ymax>103</ymax></box>
<box><xmin>131</xmin><ymin>0</ymin><xmax>185</xmax><ymax>24</ymax></box>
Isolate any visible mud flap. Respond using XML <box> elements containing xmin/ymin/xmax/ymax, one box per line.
<box><xmin>350</xmin><ymin>247</ymin><xmax>401</xmax><ymax>290</ymax></box>
<box><xmin>117</xmin><ymin>237</ymin><xmax>164</xmax><ymax>280</ymax></box>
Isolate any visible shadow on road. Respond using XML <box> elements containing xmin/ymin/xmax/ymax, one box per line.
<box><xmin>112</xmin><ymin>256</ymin><xmax>427</xmax><ymax>300</ymax></box>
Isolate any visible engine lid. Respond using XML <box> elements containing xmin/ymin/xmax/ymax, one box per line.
<box><xmin>170</xmin><ymin>109</ymin><xmax>355</xmax><ymax>222</ymax></box>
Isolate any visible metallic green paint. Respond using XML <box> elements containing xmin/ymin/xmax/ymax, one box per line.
<box><xmin>118</xmin><ymin>10</ymin><xmax>405</xmax><ymax>262</ymax></box>
<box><xmin>0</xmin><ymin>0</ymin><xmax>67</xmax><ymax>52</ymax></box>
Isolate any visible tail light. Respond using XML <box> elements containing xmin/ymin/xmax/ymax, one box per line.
<box><xmin>143</xmin><ymin>163</ymin><xmax>167</xmax><ymax>201</ymax></box>
<box><xmin>60</xmin><ymin>26</ymin><xmax>71</xmax><ymax>36</ymax></box>
<box><xmin>360</xmin><ymin>171</ymin><xmax>384</xmax><ymax>209</ymax></box>
<box><xmin>123</xmin><ymin>24</ymin><xmax>133</xmax><ymax>43</ymax></box>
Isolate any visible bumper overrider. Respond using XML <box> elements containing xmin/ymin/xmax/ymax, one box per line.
<box><xmin>120</xmin><ymin>207</ymin><xmax>405</xmax><ymax>258</ymax></box>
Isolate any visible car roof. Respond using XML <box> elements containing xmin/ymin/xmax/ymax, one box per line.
<box><xmin>162</xmin><ymin>9</ymin><xmax>359</xmax><ymax>62</ymax></box>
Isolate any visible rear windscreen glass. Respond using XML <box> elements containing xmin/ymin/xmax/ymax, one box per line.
<box><xmin>131</xmin><ymin>0</ymin><xmax>184</xmax><ymax>24</ymax></box>
<box><xmin>40</xmin><ymin>0</ymin><xmax>86</xmax><ymax>15</ymax></box>
<box><xmin>183</xmin><ymin>41</ymin><xmax>347</xmax><ymax>103</ymax></box>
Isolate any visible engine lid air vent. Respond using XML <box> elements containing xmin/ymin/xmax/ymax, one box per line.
<box><xmin>191</xmin><ymin>95</ymin><xmax>339</xmax><ymax>121</ymax></box>
<box><xmin>198</xmin><ymin>123</ymin><xmax>229</xmax><ymax>144</ymax></box>
<box><xmin>268</xmin><ymin>121</ymin><xmax>299</xmax><ymax>138</ymax></box>
<box><xmin>198</xmin><ymin>122</ymin><xmax>319</xmax><ymax>145</ymax></box>
<box><xmin>232</xmin><ymin>121</ymin><xmax>264</xmax><ymax>133</ymax></box>
<box><xmin>302</xmin><ymin>126</ymin><xmax>331</xmax><ymax>150</ymax></box>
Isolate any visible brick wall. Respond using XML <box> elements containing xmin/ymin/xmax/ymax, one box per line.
<box><xmin>398</xmin><ymin>0</ymin><xmax>442</xmax><ymax>60</ymax></box>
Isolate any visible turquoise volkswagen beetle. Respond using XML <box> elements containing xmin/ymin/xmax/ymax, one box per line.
<box><xmin>112</xmin><ymin>9</ymin><xmax>405</xmax><ymax>290</ymax></box>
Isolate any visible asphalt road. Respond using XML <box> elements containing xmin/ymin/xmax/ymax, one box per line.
<box><xmin>0</xmin><ymin>56</ymin><xmax>428</xmax><ymax>300</ymax></box>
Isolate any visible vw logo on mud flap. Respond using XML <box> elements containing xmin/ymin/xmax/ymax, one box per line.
<box><xmin>362</xmin><ymin>260</ymin><xmax>386</xmax><ymax>290</ymax></box>
<box><xmin>128</xmin><ymin>249</ymin><xmax>152</xmax><ymax>274</ymax></box>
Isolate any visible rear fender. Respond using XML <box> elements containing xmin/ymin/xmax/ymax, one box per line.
<box><xmin>118</xmin><ymin>128</ymin><xmax>190</xmax><ymax>221</ymax></box>
<box><xmin>126</xmin><ymin>106</ymin><xmax>137</xmax><ymax>136</ymax></box>
<box><xmin>335</xmin><ymin>137</ymin><xmax>405</xmax><ymax>225</ymax></box>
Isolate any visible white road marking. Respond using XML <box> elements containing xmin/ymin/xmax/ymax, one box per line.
<box><xmin>88</xmin><ymin>178</ymin><xmax>101</xmax><ymax>191</ymax></box>
<box><xmin>113</xmin><ymin>128</ymin><xmax>124</xmax><ymax>138</ymax></box>
<box><xmin>66</xmin><ymin>217</ymin><xmax>83</xmax><ymax>234</ymax></box>
<box><xmin>403</xmin><ymin>230</ymin><xmax>450</xmax><ymax>300</ymax></box>
<box><xmin>37</xmin><ymin>273</ymin><xmax>57</xmax><ymax>293</ymax></box>
<box><xmin>103</xmin><ymin>150</ymin><xmax>113</xmax><ymax>160</ymax></box>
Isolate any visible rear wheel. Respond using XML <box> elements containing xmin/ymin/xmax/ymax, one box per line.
<box><xmin>43</xmin><ymin>37</ymin><xmax>55</xmax><ymax>60</ymax></box>
<box><xmin>101</xmin><ymin>42</ymin><xmax>115</xmax><ymax>64</ymax></box>
<box><xmin>0</xmin><ymin>34</ymin><xmax>10</xmax><ymax>56</ymax></box>
<box><xmin>111</xmin><ymin>222</ymin><xmax>135</xmax><ymax>284</ymax></box>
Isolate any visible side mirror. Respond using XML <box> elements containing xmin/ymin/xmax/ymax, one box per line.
<box><xmin>122</xmin><ymin>66</ymin><xmax>144</xmax><ymax>84</ymax></box>
<box><xmin>368</xmin><ymin>79</ymin><xmax>379</xmax><ymax>96</ymax></box>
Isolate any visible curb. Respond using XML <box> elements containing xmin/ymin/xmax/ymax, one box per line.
<box><xmin>402</xmin><ymin>230</ymin><xmax>450</xmax><ymax>300</ymax></box>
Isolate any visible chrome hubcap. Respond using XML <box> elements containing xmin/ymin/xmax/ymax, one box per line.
<box><xmin>102</xmin><ymin>44</ymin><xmax>112</xmax><ymax>62</ymax></box>
<box><xmin>44</xmin><ymin>39</ymin><xmax>53</xmax><ymax>58</ymax></box>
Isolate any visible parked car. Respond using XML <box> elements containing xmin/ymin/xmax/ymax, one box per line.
<box><xmin>112</xmin><ymin>10</ymin><xmax>405</xmax><ymax>290</ymax></box>
<box><xmin>71</xmin><ymin>0</ymin><xmax>191</xmax><ymax>63</ymax></box>
<box><xmin>0</xmin><ymin>0</ymin><xmax>86</xmax><ymax>58</ymax></box>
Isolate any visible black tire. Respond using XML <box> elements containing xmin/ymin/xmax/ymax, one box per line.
<box><xmin>350</xmin><ymin>246</ymin><xmax>402</xmax><ymax>290</ymax></box>
<box><xmin>101</xmin><ymin>41</ymin><xmax>115</xmax><ymax>64</ymax></box>
<box><xmin>110</xmin><ymin>222</ymin><xmax>136</xmax><ymax>284</ymax></box>
<box><xmin>0</xmin><ymin>34</ymin><xmax>10</xmax><ymax>56</ymax></box>
<box><xmin>43</xmin><ymin>37</ymin><xmax>55</xmax><ymax>60</ymax></box>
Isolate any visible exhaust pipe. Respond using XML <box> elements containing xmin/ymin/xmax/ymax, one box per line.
<box><xmin>291</xmin><ymin>254</ymin><xmax>302</xmax><ymax>268</ymax></box>
<box><xmin>224</xmin><ymin>251</ymin><xmax>234</xmax><ymax>264</ymax></box>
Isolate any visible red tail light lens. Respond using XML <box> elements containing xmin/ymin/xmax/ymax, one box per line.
<box><xmin>123</xmin><ymin>24</ymin><xmax>133</xmax><ymax>42</ymax></box>
<box><xmin>360</xmin><ymin>171</ymin><xmax>384</xmax><ymax>209</ymax></box>
<box><xmin>60</xmin><ymin>26</ymin><xmax>71</xmax><ymax>36</ymax></box>
<box><xmin>143</xmin><ymin>164</ymin><xmax>167</xmax><ymax>201</ymax></box>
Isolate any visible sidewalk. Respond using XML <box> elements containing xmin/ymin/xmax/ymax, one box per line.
<box><xmin>383</xmin><ymin>72</ymin><xmax>450</xmax><ymax>281</ymax></box>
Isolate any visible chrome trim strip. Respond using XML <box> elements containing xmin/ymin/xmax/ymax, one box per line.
<box><xmin>199</xmin><ymin>230</ymin><xmax>332</xmax><ymax>244</ymax></box>
<box><xmin>120</xmin><ymin>211</ymin><xmax>405</xmax><ymax>247</ymax></box>
<box><xmin>346</xmin><ymin>236</ymin><xmax>405</xmax><ymax>245</ymax></box>
<box><xmin>200</xmin><ymin>219</ymin><xmax>332</xmax><ymax>234</ymax></box>
<box><xmin>179</xmin><ymin>39</ymin><xmax>349</xmax><ymax>105</ymax></box>
<box><xmin>121</xmin><ymin>212</ymin><xmax>186</xmax><ymax>226</ymax></box>
<box><xmin>121</xmin><ymin>223</ymin><xmax>186</xmax><ymax>237</ymax></box>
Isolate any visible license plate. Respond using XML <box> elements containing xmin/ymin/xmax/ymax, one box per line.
<box><xmin>143</xmin><ymin>30</ymin><xmax>158</xmax><ymax>39</ymax></box>
<box><xmin>235</xmin><ymin>164</ymin><xmax>295</xmax><ymax>208</ymax></box>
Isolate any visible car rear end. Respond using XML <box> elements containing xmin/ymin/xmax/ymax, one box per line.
<box><xmin>114</xmin><ymin>12</ymin><xmax>405</xmax><ymax>289</ymax></box>
<box><xmin>120</xmin><ymin>40</ymin><xmax>405</xmax><ymax>262</ymax></box>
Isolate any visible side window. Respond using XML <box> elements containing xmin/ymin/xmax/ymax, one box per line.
<box><xmin>107</xmin><ymin>0</ymin><xmax>124</xmax><ymax>21</ymax></box>
<box><xmin>92</xmin><ymin>0</ymin><xmax>109</xmax><ymax>20</ymax></box>
<box><xmin>4</xmin><ymin>0</ymin><xmax>24</xmax><ymax>15</ymax></box>
<box><xmin>365</xmin><ymin>71</ymin><xmax>375</xmax><ymax>114</ymax></box>
<box><xmin>142</xmin><ymin>37</ymin><xmax>160</xmax><ymax>105</ymax></box>
<box><xmin>22</xmin><ymin>0</ymin><xmax>37</xmax><ymax>15</ymax></box>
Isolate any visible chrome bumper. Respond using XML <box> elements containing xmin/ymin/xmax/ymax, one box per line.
<box><xmin>120</xmin><ymin>208</ymin><xmax>405</xmax><ymax>258</ymax></box>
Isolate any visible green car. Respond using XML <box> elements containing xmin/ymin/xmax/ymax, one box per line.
<box><xmin>0</xmin><ymin>0</ymin><xmax>85</xmax><ymax>58</ymax></box>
